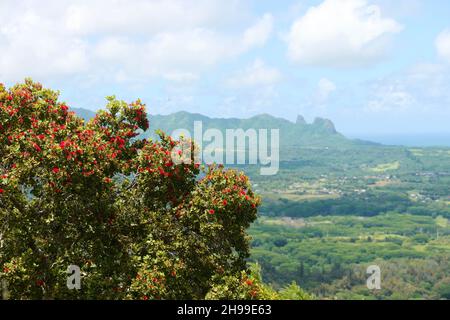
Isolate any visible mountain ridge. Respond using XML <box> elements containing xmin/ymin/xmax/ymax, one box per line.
<box><xmin>71</xmin><ymin>107</ymin><xmax>374</xmax><ymax>147</ymax></box>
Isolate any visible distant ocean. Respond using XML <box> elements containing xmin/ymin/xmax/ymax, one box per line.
<box><xmin>349</xmin><ymin>133</ymin><xmax>450</xmax><ymax>147</ymax></box>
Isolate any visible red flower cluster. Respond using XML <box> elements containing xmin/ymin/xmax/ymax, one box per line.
<box><xmin>36</xmin><ymin>279</ymin><xmax>45</xmax><ymax>287</ymax></box>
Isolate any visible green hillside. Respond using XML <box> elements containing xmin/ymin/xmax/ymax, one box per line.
<box><xmin>73</xmin><ymin>108</ymin><xmax>365</xmax><ymax>148</ymax></box>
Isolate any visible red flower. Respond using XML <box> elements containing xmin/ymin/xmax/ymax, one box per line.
<box><xmin>37</xmin><ymin>134</ymin><xmax>45</xmax><ymax>140</ymax></box>
<box><xmin>36</xmin><ymin>279</ymin><xmax>44</xmax><ymax>287</ymax></box>
<box><xmin>52</xmin><ymin>167</ymin><xmax>60</xmax><ymax>174</ymax></box>
<box><xmin>0</xmin><ymin>188</ymin><xmax>4</xmax><ymax>194</ymax></box>
<box><xmin>33</xmin><ymin>143</ymin><xmax>41</xmax><ymax>152</ymax></box>
<box><xmin>246</xmin><ymin>279</ymin><xmax>253</xmax><ymax>286</ymax></box>
<box><xmin>208</xmin><ymin>209</ymin><xmax>215</xmax><ymax>215</ymax></box>
<box><xmin>143</xmin><ymin>295</ymin><xmax>149</xmax><ymax>300</ymax></box>
<box><xmin>60</xmin><ymin>104</ymin><xmax>69</xmax><ymax>112</ymax></box>
<box><xmin>6</xmin><ymin>95</ymin><xmax>13</xmax><ymax>101</ymax></box>
<box><xmin>222</xmin><ymin>200</ymin><xmax>228</xmax><ymax>206</ymax></box>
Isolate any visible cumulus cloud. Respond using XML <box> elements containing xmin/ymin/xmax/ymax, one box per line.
<box><xmin>0</xmin><ymin>2</ymin><xmax>89</xmax><ymax>80</ymax></box>
<box><xmin>64</xmin><ymin>0</ymin><xmax>247</xmax><ymax>36</ymax></box>
<box><xmin>436</xmin><ymin>29</ymin><xmax>450</xmax><ymax>63</ymax></box>
<box><xmin>226</xmin><ymin>59</ymin><xmax>282</xmax><ymax>88</ymax></box>
<box><xmin>0</xmin><ymin>0</ymin><xmax>272</xmax><ymax>83</ymax></box>
<box><xmin>286</xmin><ymin>0</ymin><xmax>403</xmax><ymax>67</ymax></box>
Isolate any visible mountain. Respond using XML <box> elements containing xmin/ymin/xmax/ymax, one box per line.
<box><xmin>72</xmin><ymin>108</ymin><xmax>371</xmax><ymax>147</ymax></box>
<box><xmin>71</xmin><ymin>108</ymin><xmax>96</xmax><ymax>121</ymax></box>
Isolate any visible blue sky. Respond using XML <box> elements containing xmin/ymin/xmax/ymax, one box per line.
<box><xmin>1</xmin><ymin>0</ymin><xmax>450</xmax><ymax>135</ymax></box>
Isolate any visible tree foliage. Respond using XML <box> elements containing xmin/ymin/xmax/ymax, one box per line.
<box><xmin>0</xmin><ymin>79</ymin><xmax>264</xmax><ymax>300</ymax></box>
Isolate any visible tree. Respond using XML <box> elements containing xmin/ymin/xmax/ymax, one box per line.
<box><xmin>278</xmin><ymin>282</ymin><xmax>314</xmax><ymax>300</ymax></box>
<box><xmin>435</xmin><ymin>278</ymin><xmax>450</xmax><ymax>300</ymax></box>
<box><xmin>0</xmin><ymin>79</ymin><xmax>262</xmax><ymax>300</ymax></box>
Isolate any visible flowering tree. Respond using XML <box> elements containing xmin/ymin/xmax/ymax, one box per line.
<box><xmin>0</xmin><ymin>79</ymin><xmax>264</xmax><ymax>300</ymax></box>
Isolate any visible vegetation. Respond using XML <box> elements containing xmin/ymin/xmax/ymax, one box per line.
<box><xmin>242</xmin><ymin>130</ymin><xmax>450</xmax><ymax>300</ymax></box>
<box><xmin>249</xmin><ymin>214</ymin><xmax>450</xmax><ymax>299</ymax></box>
<box><xmin>1</xmin><ymin>79</ymin><xmax>289</xmax><ymax>300</ymax></box>
<box><xmin>15</xmin><ymin>82</ymin><xmax>450</xmax><ymax>300</ymax></box>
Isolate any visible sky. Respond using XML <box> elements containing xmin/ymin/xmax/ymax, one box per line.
<box><xmin>1</xmin><ymin>0</ymin><xmax>450</xmax><ymax>136</ymax></box>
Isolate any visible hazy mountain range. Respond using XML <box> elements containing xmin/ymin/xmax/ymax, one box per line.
<box><xmin>72</xmin><ymin>108</ymin><xmax>375</xmax><ymax>148</ymax></box>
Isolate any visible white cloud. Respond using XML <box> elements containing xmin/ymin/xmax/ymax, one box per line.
<box><xmin>316</xmin><ymin>78</ymin><xmax>337</xmax><ymax>103</ymax></box>
<box><xmin>162</xmin><ymin>72</ymin><xmax>199</xmax><ymax>83</ymax></box>
<box><xmin>242</xmin><ymin>14</ymin><xmax>274</xmax><ymax>49</ymax></box>
<box><xmin>0</xmin><ymin>0</ymin><xmax>272</xmax><ymax>83</ymax></box>
<box><xmin>366</xmin><ymin>63</ymin><xmax>450</xmax><ymax>113</ymax></box>
<box><xmin>436</xmin><ymin>29</ymin><xmax>450</xmax><ymax>63</ymax></box>
<box><xmin>226</xmin><ymin>59</ymin><xmax>282</xmax><ymax>88</ymax></box>
<box><xmin>0</xmin><ymin>3</ymin><xmax>89</xmax><ymax>80</ymax></box>
<box><xmin>366</xmin><ymin>85</ymin><xmax>415</xmax><ymax>112</ymax></box>
<box><xmin>64</xmin><ymin>0</ymin><xmax>247</xmax><ymax>36</ymax></box>
<box><xmin>286</xmin><ymin>0</ymin><xmax>403</xmax><ymax>67</ymax></box>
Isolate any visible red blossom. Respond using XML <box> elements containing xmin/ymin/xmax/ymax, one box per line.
<box><xmin>52</xmin><ymin>167</ymin><xmax>60</xmax><ymax>174</ymax></box>
<box><xmin>208</xmin><ymin>209</ymin><xmax>215</xmax><ymax>215</ymax></box>
<box><xmin>32</xmin><ymin>143</ymin><xmax>42</xmax><ymax>152</ymax></box>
